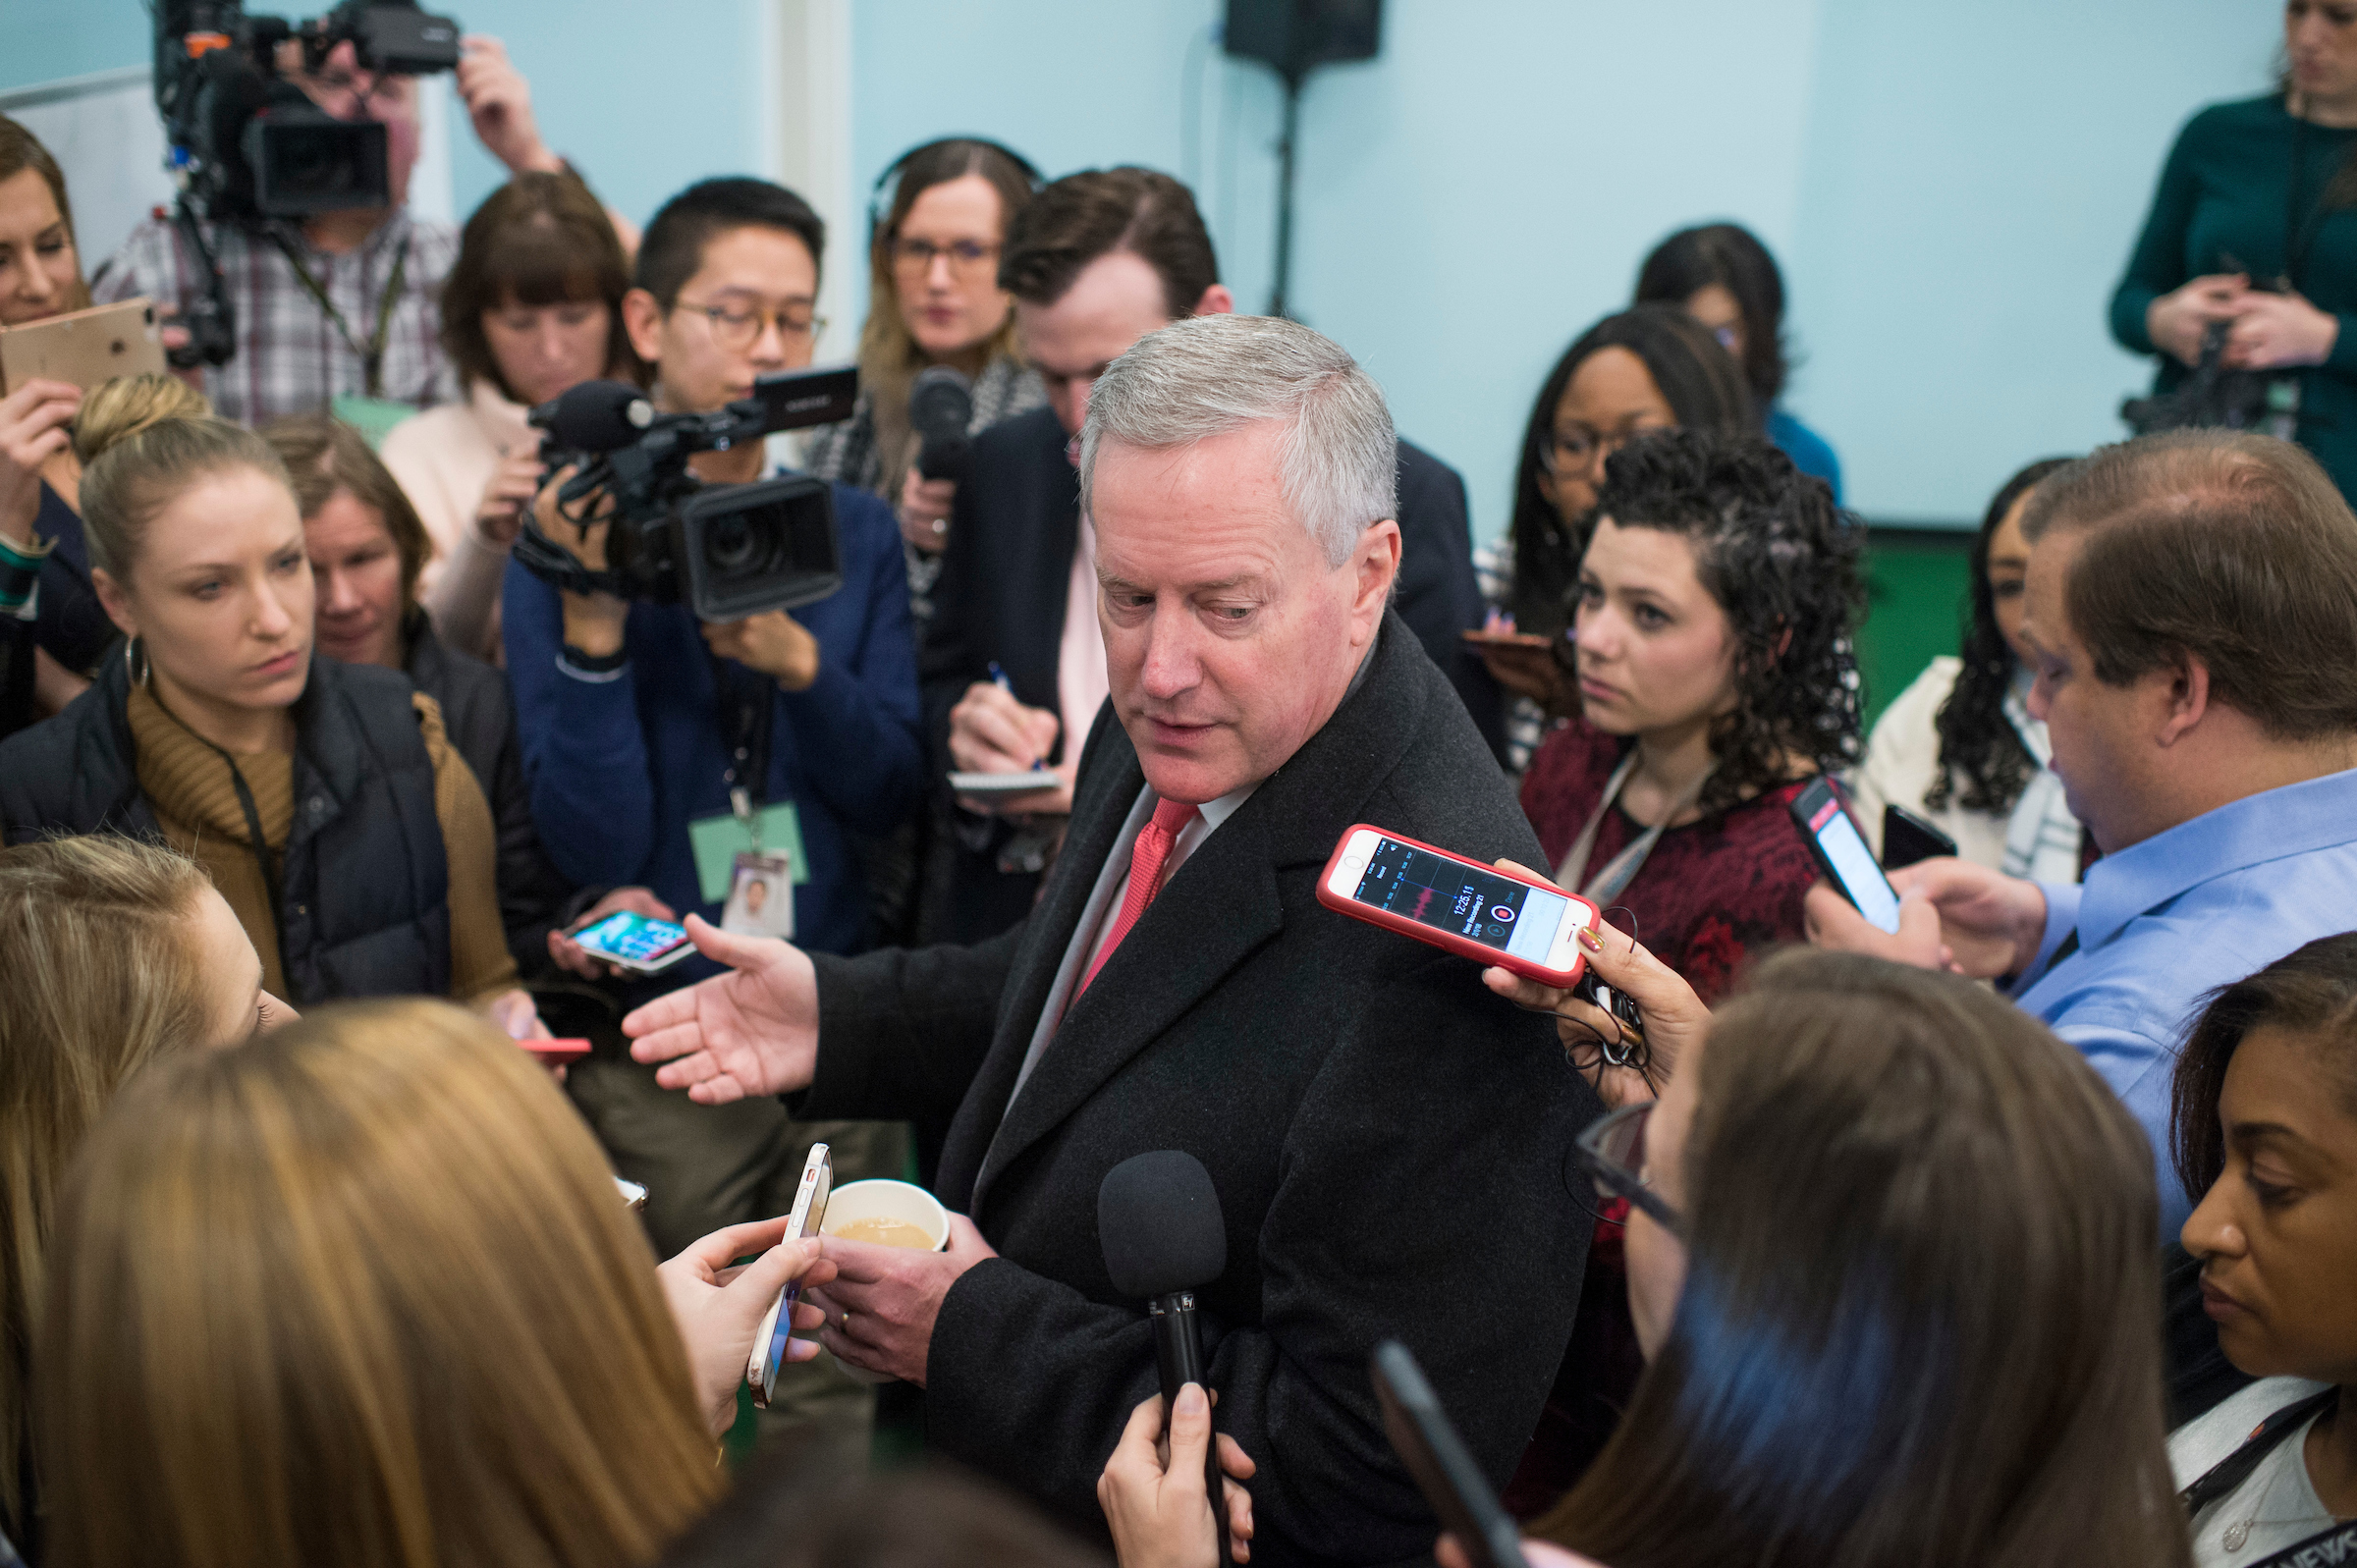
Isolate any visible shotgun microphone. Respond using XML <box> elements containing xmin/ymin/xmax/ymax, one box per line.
<box><xmin>1099</xmin><ymin>1149</ymin><xmax>1229</xmax><ymax>1539</ymax></box>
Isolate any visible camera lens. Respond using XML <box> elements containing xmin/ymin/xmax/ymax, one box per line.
<box><xmin>704</xmin><ymin>514</ymin><xmax>758</xmax><ymax>574</ymax></box>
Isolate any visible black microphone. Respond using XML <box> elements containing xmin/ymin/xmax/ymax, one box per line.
<box><xmin>1100</xmin><ymin>1150</ymin><xmax>1228</xmax><ymax>1537</ymax></box>
<box><xmin>532</xmin><ymin>379</ymin><xmax>654</xmax><ymax>454</ymax></box>
<box><xmin>908</xmin><ymin>364</ymin><xmax>974</xmax><ymax>484</ymax></box>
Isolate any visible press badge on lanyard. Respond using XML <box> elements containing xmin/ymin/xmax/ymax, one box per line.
<box><xmin>688</xmin><ymin>657</ymin><xmax>808</xmax><ymax>939</ymax></box>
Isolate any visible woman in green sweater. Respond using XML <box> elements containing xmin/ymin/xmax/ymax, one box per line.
<box><xmin>2112</xmin><ymin>0</ymin><xmax>2357</xmax><ymax>500</ymax></box>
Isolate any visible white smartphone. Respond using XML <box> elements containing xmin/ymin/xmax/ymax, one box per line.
<box><xmin>947</xmin><ymin>770</ymin><xmax>1063</xmax><ymax>795</ymax></box>
<box><xmin>569</xmin><ymin>910</ymin><xmax>693</xmax><ymax>973</ymax></box>
<box><xmin>747</xmin><ymin>1142</ymin><xmax>832</xmax><ymax>1408</ymax></box>
<box><xmin>1316</xmin><ymin>825</ymin><xmax>1599</xmax><ymax>988</ymax></box>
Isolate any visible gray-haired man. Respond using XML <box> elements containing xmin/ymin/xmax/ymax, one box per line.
<box><xmin>626</xmin><ymin>315</ymin><xmax>1598</xmax><ymax>1565</ymax></box>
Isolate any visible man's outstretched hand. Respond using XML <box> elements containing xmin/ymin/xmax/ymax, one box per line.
<box><xmin>623</xmin><ymin>914</ymin><xmax>819</xmax><ymax>1102</ymax></box>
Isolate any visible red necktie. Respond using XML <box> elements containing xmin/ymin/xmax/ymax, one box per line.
<box><xmin>1079</xmin><ymin>798</ymin><xmax>1200</xmax><ymax>995</ymax></box>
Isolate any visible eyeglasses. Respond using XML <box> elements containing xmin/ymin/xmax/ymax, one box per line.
<box><xmin>1539</xmin><ymin>421</ymin><xmax>1670</xmax><ymax>477</ymax></box>
<box><xmin>890</xmin><ymin>238</ymin><xmax>1000</xmax><ymax>277</ymax></box>
<box><xmin>1571</xmin><ymin>1102</ymin><xmax>1683</xmax><ymax>1236</ymax></box>
<box><xmin>675</xmin><ymin>297</ymin><xmax>826</xmax><ymax>353</ymax></box>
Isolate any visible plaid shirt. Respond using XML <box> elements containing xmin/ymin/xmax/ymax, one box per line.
<box><xmin>91</xmin><ymin>207</ymin><xmax>461</xmax><ymax>428</ymax></box>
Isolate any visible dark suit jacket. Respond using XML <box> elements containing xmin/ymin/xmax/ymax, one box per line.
<box><xmin>919</xmin><ymin>406</ymin><xmax>1500</xmax><ymax>941</ymax></box>
<box><xmin>807</xmin><ymin>612</ymin><xmax>1596</xmax><ymax>1565</ymax></box>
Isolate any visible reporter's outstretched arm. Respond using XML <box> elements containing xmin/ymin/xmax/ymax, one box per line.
<box><xmin>1099</xmin><ymin>1386</ymin><xmax>1257</xmax><ymax>1568</ymax></box>
<box><xmin>655</xmin><ymin>1217</ymin><xmax>837</xmax><ymax>1436</ymax></box>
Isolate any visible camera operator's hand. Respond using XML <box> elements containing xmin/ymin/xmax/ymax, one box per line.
<box><xmin>474</xmin><ymin>447</ymin><xmax>541</xmax><ymax>548</ymax></box>
<box><xmin>625</xmin><ymin>915</ymin><xmax>820</xmax><ymax>1103</ymax></box>
<box><xmin>949</xmin><ymin>680</ymin><xmax>1071</xmax><ymax>815</ymax></box>
<box><xmin>535</xmin><ymin>463</ymin><xmax>628</xmax><ymax>658</ymax></box>
<box><xmin>456</xmin><ymin>36</ymin><xmax>563</xmax><ymax>177</ymax></box>
<box><xmin>2147</xmin><ymin>272</ymin><xmax>2248</xmax><ymax>367</ymax></box>
<box><xmin>899</xmin><ymin>465</ymin><xmax>957</xmax><ymax>554</ymax></box>
<box><xmin>0</xmin><ymin>378</ymin><xmax>80</xmax><ymax>548</ymax></box>
<box><xmin>550</xmin><ymin>887</ymin><xmax>675</xmax><ymax>980</ymax></box>
<box><xmin>703</xmin><ymin>611</ymin><xmax>820</xmax><ymax>692</ymax></box>
<box><xmin>2223</xmin><ymin>288</ymin><xmax>2341</xmax><ymax>370</ymax></box>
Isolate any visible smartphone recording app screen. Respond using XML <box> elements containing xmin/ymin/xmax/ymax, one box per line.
<box><xmin>1807</xmin><ymin>799</ymin><xmax>1904</xmax><ymax>935</ymax></box>
<box><xmin>1353</xmin><ymin>839</ymin><xmax>1571</xmax><ymax>964</ymax></box>
<box><xmin>581</xmin><ymin>913</ymin><xmax>684</xmax><ymax>962</ymax></box>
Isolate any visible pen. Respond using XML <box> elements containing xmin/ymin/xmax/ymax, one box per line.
<box><xmin>985</xmin><ymin>662</ymin><xmax>1049</xmax><ymax>771</ymax></box>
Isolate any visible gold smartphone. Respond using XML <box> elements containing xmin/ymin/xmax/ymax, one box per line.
<box><xmin>0</xmin><ymin>297</ymin><xmax>167</xmax><ymax>394</ymax></box>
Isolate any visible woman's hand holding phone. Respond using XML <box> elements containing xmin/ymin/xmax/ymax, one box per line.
<box><xmin>550</xmin><ymin>887</ymin><xmax>678</xmax><ymax>979</ymax></box>
<box><xmin>1478</xmin><ymin>860</ymin><xmax>1711</xmax><ymax>1107</ymax></box>
<box><xmin>655</xmin><ymin>1217</ymin><xmax>837</xmax><ymax>1437</ymax></box>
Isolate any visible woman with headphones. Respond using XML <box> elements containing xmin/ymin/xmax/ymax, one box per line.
<box><xmin>803</xmin><ymin>138</ymin><xmax>1045</xmax><ymax>627</ymax></box>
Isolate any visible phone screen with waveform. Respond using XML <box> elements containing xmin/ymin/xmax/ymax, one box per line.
<box><xmin>1351</xmin><ymin>838</ymin><xmax>1572</xmax><ymax>964</ymax></box>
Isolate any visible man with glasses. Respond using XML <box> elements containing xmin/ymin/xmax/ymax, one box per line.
<box><xmin>94</xmin><ymin>35</ymin><xmax>604</xmax><ymax>430</ymax></box>
<box><xmin>500</xmin><ymin>177</ymin><xmax>922</xmax><ymax>1458</ymax></box>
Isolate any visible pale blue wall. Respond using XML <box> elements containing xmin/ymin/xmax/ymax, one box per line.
<box><xmin>12</xmin><ymin>0</ymin><xmax>2283</xmax><ymax>532</ymax></box>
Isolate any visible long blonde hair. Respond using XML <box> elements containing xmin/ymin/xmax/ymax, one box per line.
<box><xmin>38</xmin><ymin>998</ymin><xmax>722</xmax><ymax>1568</ymax></box>
<box><xmin>71</xmin><ymin>375</ymin><xmax>285</xmax><ymax>582</ymax></box>
<box><xmin>0</xmin><ymin>837</ymin><xmax>215</xmax><ymax>1538</ymax></box>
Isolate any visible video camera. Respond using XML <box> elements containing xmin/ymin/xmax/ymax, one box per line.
<box><xmin>515</xmin><ymin>366</ymin><xmax>861</xmax><ymax>623</ymax></box>
<box><xmin>150</xmin><ymin>0</ymin><xmax>461</xmax><ymax>365</ymax></box>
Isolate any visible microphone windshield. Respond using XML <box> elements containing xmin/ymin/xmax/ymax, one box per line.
<box><xmin>908</xmin><ymin>364</ymin><xmax>973</xmax><ymax>442</ymax></box>
<box><xmin>534</xmin><ymin>379</ymin><xmax>654</xmax><ymax>453</ymax></box>
<box><xmin>1099</xmin><ymin>1150</ymin><xmax>1227</xmax><ymax>1299</ymax></box>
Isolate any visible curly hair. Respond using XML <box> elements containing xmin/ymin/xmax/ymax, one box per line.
<box><xmin>1925</xmin><ymin>458</ymin><xmax>2073</xmax><ymax>812</ymax></box>
<box><xmin>1507</xmin><ymin>306</ymin><xmax>1752</xmax><ymax>637</ymax></box>
<box><xmin>1582</xmin><ymin>426</ymin><xmax>1862</xmax><ymax>814</ymax></box>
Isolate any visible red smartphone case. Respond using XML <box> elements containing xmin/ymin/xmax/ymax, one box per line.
<box><xmin>1315</xmin><ymin>824</ymin><xmax>1595</xmax><ymax>988</ymax></box>
<box><xmin>521</xmin><ymin>1037</ymin><xmax>593</xmax><ymax>1061</ymax></box>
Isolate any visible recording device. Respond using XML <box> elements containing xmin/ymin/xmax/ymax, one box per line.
<box><xmin>515</xmin><ymin>368</ymin><xmax>858</xmax><ymax>622</ymax></box>
<box><xmin>1099</xmin><ymin>1151</ymin><xmax>1229</xmax><ymax>1542</ymax></box>
<box><xmin>1789</xmin><ymin>778</ymin><xmax>1902</xmax><ymax>936</ymax></box>
<box><xmin>907</xmin><ymin>364</ymin><xmax>973</xmax><ymax>484</ymax></box>
<box><xmin>150</xmin><ymin>0</ymin><xmax>462</xmax><ymax>367</ymax></box>
<box><xmin>0</xmin><ymin>299</ymin><xmax>167</xmax><ymax>394</ymax></box>
<box><xmin>1880</xmin><ymin>801</ymin><xmax>1958</xmax><ymax>872</ymax></box>
<box><xmin>568</xmin><ymin>910</ymin><xmax>693</xmax><ymax>973</ymax></box>
<box><xmin>1370</xmin><ymin>1341</ymin><xmax>1531</xmax><ymax>1568</ymax></box>
<box><xmin>748</xmin><ymin>1142</ymin><xmax>832</xmax><ymax>1408</ymax></box>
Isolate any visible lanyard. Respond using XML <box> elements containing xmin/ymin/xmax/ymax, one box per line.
<box><xmin>708</xmin><ymin>651</ymin><xmax>778</xmax><ymax>838</ymax></box>
<box><xmin>1554</xmin><ymin>748</ymin><xmax>1712</xmax><ymax>907</ymax></box>
<box><xmin>271</xmin><ymin>226</ymin><xmax>410</xmax><ymax>398</ymax></box>
<box><xmin>2180</xmin><ymin>1388</ymin><xmax>2338</xmax><ymax>1516</ymax></box>
<box><xmin>194</xmin><ymin>735</ymin><xmax>288</xmax><ymax>962</ymax></box>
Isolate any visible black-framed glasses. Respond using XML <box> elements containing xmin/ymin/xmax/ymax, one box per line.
<box><xmin>1571</xmin><ymin>1102</ymin><xmax>1683</xmax><ymax>1236</ymax></box>
<box><xmin>675</xmin><ymin>297</ymin><xmax>825</xmax><ymax>352</ymax></box>
<box><xmin>890</xmin><ymin>237</ymin><xmax>1000</xmax><ymax>276</ymax></box>
<box><xmin>1538</xmin><ymin>420</ymin><xmax>1672</xmax><ymax>477</ymax></box>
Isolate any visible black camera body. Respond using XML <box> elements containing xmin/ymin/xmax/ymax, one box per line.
<box><xmin>517</xmin><ymin>367</ymin><xmax>862</xmax><ymax>623</ymax></box>
<box><xmin>152</xmin><ymin>0</ymin><xmax>459</xmax><ymax>367</ymax></box>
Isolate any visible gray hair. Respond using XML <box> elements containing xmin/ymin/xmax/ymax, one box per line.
<box><xmin>1076</xmin><ymin>314</ymin><xmax>1398</xmax><ymax>567</ymax></box>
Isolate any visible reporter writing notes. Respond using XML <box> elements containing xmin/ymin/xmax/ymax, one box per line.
<box><xmin>924</xmin><ymin>168</ymin><xmax>1490</xmax><ymax>939</ymax></box>
<box><xmin>502</xmin><ymin>180</ymin><xmax>922</xmax><ymax>1272</ymax></box>
<box><xmin>1482</xmin><ymin>948</ymin><xmax>2191</xmax><ymax>1568</ymax></box>
<box><xmin>0</xmin><ymin>379</ymin><xmax>537</xmax><ymax>1029</ymax></box>
<box><xmin>630</xmin><ymin>316</ymin><xmax>1593</xmax><ymax>1563</ymax></box>
<box><xmin>381</xmin><ymin>170</ymin><xmax>644</xmax><ymax>663</ymax></box>
<box><xmin>0</xmin><ymin>838</ymin><xmax>296</xmax><ymax>1557</ymax></box>
<box><xmin>1807</xmin><ymin>431</ymin><xmax>2357</xmax><ymax>1231</ymax></box>
<box><xmin>1475</xmin><ymin>307</ymin><xmax>1751</xmax><ymax>771</ymax></box>
<box><xmin>267</xmin><ymin>412</ymin><xmax>576</xmax><ymax>975</ymax></box>
<box><xmin>804</xmin><ymin>138</ymin><xmax>1045</xmax><ymax>623</ymax></box>
<box><xmin>2111</xmin><ymin>0</ymin><xmax>2357</xmax><ymax>500</ymax></box>
<box><xmin>36</xmin><ymin>1000</ymin><xmax>836</xmax><ymax>1568</ymax></box>
<box><xmin>2168</xmin><ymin>936</ymin><xmax>2357</xmax><ymax>1566</ymax></box>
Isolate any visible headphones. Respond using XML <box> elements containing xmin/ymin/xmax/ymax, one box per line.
<box><xmin>865</xmin><ymin>135</ymin><xmax>1044</xmax><ymax>246</ymax></box>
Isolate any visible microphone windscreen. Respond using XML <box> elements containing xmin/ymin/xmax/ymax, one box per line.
<box><xmin>1098</xmin><ymin>1150</ymin><xmax>1227</xmax><ymax>1299</ymax></box>
<box><xmin>907</xmin><ymin>363</ymin><xmax>973</xmax><ymax>443</ymax></box>
<box><xmin>536</xmin><ymin>379</ymin><xmax>652</xmax><ymax>453</ymax></box>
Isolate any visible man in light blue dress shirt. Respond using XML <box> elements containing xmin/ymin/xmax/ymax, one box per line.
<box><xmin>1809</xmin><ymin>430</ymin><xmax>2357</xmax><ymax>1230</ymax></box>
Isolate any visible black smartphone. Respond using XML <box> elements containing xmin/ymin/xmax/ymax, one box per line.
<box><xmin>1788</xmin><ymin>777</ymin><xmax>1903</xmax><ymax>936</ymax></box>
<box><xmin>1370</xmin><ymin>1341</ymin><xmax>1531</xmax><ymax>1568</ymax></box>
<box><xmin>1881</xmin><ymin>802</ymin><xmax>1959</xmax><ymax>871</ymax></box>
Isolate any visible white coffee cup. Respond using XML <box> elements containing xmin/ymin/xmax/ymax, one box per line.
<box><xmin>816</xmin><ymin>1180</ymin><xmax>952</xmax><ymax>1385</ymax></box>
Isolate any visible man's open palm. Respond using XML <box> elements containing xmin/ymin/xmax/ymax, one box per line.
<box><xmin>623</xmin><ymin>915</ymin><xmax>819</xmax><ymax>1102</ymax></box>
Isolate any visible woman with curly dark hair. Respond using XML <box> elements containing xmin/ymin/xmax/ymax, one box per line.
<box><xmin>1518</xmin><ymin>425</ymin><xmax>1860</xmax><ymax>1004</ymax></box>
<box><xmin>1849</xmin><ymin>458</ymin><xmax>2086</xmax><ymax>882</ymax></box>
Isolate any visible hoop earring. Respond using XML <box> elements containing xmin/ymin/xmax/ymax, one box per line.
<box><xmin>125</xmin><ymin>635</ymin><xmax>150</xmax><ymax>687</ymax></box>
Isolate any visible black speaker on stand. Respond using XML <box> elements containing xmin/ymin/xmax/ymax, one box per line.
<box><xmin>1223</xmin><ymin>0</ymin><xmax>1383</xmax><ymax>319</ymax></box>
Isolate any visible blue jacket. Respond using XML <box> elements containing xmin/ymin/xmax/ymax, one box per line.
<box><xmin>503</xmin><ymin>481</ymin><xmax>922</xmax><ymax>961</ymax></box>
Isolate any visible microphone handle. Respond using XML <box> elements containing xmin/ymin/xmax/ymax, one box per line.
<box><xmin>1148</xmin><ymin>1291</ymin><xmax>1228</xmax><ymax>1542</ymax></box>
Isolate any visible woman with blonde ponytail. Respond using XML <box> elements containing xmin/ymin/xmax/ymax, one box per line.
<box><xmin>0</xmin><ymin>375</ymin><xmax>543</xmax><ymax>1026</ymax></box>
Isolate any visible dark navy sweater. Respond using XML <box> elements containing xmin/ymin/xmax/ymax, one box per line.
<box><xmin>503</xmin><ymin>480</ymin><xmax>921</xmax><ymax>962</ymax></box>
